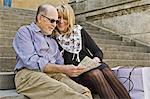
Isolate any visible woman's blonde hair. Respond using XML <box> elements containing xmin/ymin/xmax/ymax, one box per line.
<box><xmin>56</xmin><ymin>4</ymin><xmax>75</xmax><ymax>35</ymax></box>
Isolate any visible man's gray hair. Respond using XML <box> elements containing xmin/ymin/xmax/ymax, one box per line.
<box><xmin>36</xmin><ymin>4</ymin><xmax>49</xmax><ymax>22</ymax></box>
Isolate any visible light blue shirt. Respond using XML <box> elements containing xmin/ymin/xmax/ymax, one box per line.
<box><xmin>13</xmin><ymin>22</ymin><xmax>64</xmax><ymax>72</ymax></box>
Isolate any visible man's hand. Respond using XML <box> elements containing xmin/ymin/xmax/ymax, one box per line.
<box><xmin>44</xmin><ymin>64</ymin><xmax>85</xmax><ymax>77</ymax></box>
<box><xmin>63</xmin><ymin>65</ymin><xmax>86</xmax><ymax>77</ymax></box>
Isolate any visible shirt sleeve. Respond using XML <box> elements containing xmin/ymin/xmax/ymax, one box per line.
<box><xmin>81</xmin><ymin>28</ymin><xmax>103</xmax><ymax>61</ymax></box>
<box><xmin>53</xmin><ymin>36</ymin><xmax>64</xmax><ymax>64</ymax></box>
<box><xmin>13</xmin><ymin>26</ymin><xmax>49</xmax><ymax>72</ymax></box>
<box><xmin>55</xmin><ymin>51</ymin><xmax>64</xmax><ymax>65</ymax></box>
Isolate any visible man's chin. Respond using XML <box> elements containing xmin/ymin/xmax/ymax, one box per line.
<box><xmin>44</xmin><ymin>32</ymin><xmax>52</xmax><ymax>36</ymax></box>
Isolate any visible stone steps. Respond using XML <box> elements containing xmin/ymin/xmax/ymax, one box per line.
<box><xmin>0</xmin><ymin>7</ymin><xmax>36</xmax><ymax>16</ymax></box>
<box><xmin>0</xmin><ymin>16</ymin><xmax>34</xmax><ymax>21</ymax></box>
<box><xmin>0</xmin><ymin>57</ymin><xmax>16</xmax><ymax>72</ymax></box>
<box><xmin>83</xmin><ymin>26</ymin><xmax>101</xmax><ymax>31</ymax></box>
<box><xmin>104</xmin><ymin>59</ymin><xmax>150</xmax><ymax>68</ymax></box>
<box><xmin>0</xmin><ymin>37</ymin><xmax>13</xmax><ymax>46</ymax></box>
<box><xmin>94</xmin><ymin>38</ymin><xmax>135</xmax><ymax>46</ymax></box>
<box><xmin>81</xmin><ymin>22</ymin><xmax>150</xmax><ymax>48</ymax></box>
<box><xmin>0</xmin><ymin>15</ymin><xmax>34</xmax><ymax>20</ymax></box>
<box><xmin>80</xmin><ymin>22</ymin><xmax>118</xmax><ymax>36</ymax></box>
<box><xmin>1</xmin><ymin>46</ymin><xmax>150</xmax><ymax>60</ymax></box>
<box><xmin>86</xmin><ymin>29</ymin><xmax>118</xmax><ymax>36</ymax></box>
<box><xmin>0</xmin><ymin>72</ymin><xmax>15</xmax><ymax>90</ymax></box>
<box><xmin>0</xmin><ymin>36</ymin><xmax>130</xmax><ymax>47</ymax></box>
<box><xmin>0</xmin><ymin>20</ymin><xmax>33</xmax><ymax>28</ymax></box>
<box><xmin>89</xmin><ymin>33</ymin><xmax>122</xmax><ymax>40</ymax></box>
<box><xmin>0</xmin><ymin>42</ymin><xmax>149</xmax><ymax>57</ymax></box>
<box><xmin>1</xmin><ymin>25</ymin><xmax>20</xmax><ymax>32</ymax></box>
<box><xmin>1</xmin><ymin>56</ymin><xmax>150</xmax><ymax>71</ymax></box>
<box><xmin>98</xmin><ymin>44</ymin><xmax>149</xmax><ymax>52</ymax></box>
<box><xmin>0</xmin><ymin>38</ymin><xmax>134</xmax><ymax>48</ymax></box>
<box><xmin>0</xmin><ymin>30</ymin><xmax>16</xmax><ymax>37</ymax></box>
<box><xmin>103</xmin><ymin>51</ymin><xmax>150</xmax><ymax>60</ymax></box>
<box><xmin>1</xmin><ymin>51</ymin><xmax>150</xmax><ymax>71</ymax></box>
<box><xmin>0</xmin><ymin>90</ymin><xmax>28</xmax><ymax>99</ymax></box>
<box><xmin>0</xmin><ymin>26</ymin><xmax>120</xmax><ymax>40</ymax></box>
<box><xmin>80</xmin><ymin>22</ymin><xmax>102</xmax><ymax>30</ymax></box>
<box><xmin>0</xmin><ymin>47</ymin><xmax>15</xmax><ymax>57</ymax></box>
<box><xmin>0</xmin><ymin>26</ymin><xmax>113</xmax><ymax>36</ymax></box>
<box><xmin>0</xmin><ymin>89</ymin><xmax>99</xmax><ymax>99</ymax></box>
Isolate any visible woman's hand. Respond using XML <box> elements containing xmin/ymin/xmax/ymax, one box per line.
<box><xmin>93</xmin><ymin>57</ymin><xmax>101</xmax><ymax>63</ymax></box>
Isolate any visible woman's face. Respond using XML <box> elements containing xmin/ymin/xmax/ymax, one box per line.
<box><xmin>56</xmin><ymin>13</ymin><xmax>69</xmax><ymax>33</ymax></box>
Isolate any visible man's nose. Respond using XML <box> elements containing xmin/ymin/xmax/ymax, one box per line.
<box><xmin>51</xmin><ymin>22</ymin><xmax>56</xmax><ymax>27</ymax></box>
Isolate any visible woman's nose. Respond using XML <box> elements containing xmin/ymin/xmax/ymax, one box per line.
<box><xmin>59</xmin><ymin>19</ymin><xmax>64</xmax><ymax>23</ymax></box>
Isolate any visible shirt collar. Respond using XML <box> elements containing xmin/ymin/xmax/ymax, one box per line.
<box><xmin>30</xmin><ymin>22</ymin><xmax>41</xmax><ymax>33</ymax></box>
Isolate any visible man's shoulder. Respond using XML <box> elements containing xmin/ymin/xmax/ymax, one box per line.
<box><xmin>16</xmin><ymin>24</ymin><xmax>33</xmax><ymax>38</ymax></box>
<box><xmin>18</xmin><ymin>24</ymin><xmax>31</xmax><ymax>32</ymax></box>
<box><xmin>18</xmin><ymin>22</ymin><xmax>37</xmax><ymax>31</ymax></box>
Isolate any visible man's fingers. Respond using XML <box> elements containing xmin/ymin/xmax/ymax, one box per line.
<box><xmin>72</xmin><ymin>68</ymin><xmax>85</xmax><ymax>76</ymax></box>
<box><xmin>76</xmin><ymin>66</ymin><xmax>86</xmax><ymax>70</ymax></box>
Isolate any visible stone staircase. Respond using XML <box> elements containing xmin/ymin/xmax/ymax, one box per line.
<box><xmin>79</xmin><ymin>21</ymin><xmax>150</xmax><ymax>67</ymax></box>
<box><xmin>0</xmin><ymin>7</ymin><xmax>35</xmax><ymax>72</ymax></box>
<box><xmin>0</xmin><ymin>6</ymin><xmax>150</xmax><ymax>99</ymax></box>
<box><xmin>0</xmin><ymin>7</ymin><xmax>35</xmax><ymax>99</ymax></box>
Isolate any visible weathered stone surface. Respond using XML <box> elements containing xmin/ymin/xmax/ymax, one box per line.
<box><xmin>70</xmin><ymin>0</ymin><xmax>140</xmax><ymax>14</ymax></box>
<box><xmin>0</xmin><ymin>0</ymin><xmax>69</xmax><ymax>10</ymax></box>
<box><xmin>0</xmin><ymin>90</ymin><xmax>99</xmax><ymax>99</ymax></box>
<box><xmin>0</xmin><ymin>57</ymin><xmax>16</xmax><ymax>72</ymax></box>
<box><xmin>86</xmin><ymin>4</ymin><xmax>150</xmax><ymax>21</ymax></box>
<box><xmin>0</xmin><ymin>90</ymin><xmax>28</xmax><ymax>99</ymax></box>
<box><xmin>87</xmin><ymin>0</ymin><xmax>139</xmax><ymax>11</ymax></box>
<box><xmin>70</xmin><ymin>0</ymin><xmax>150</xmax><ymax>46</ymax></box>
<box><xmin>93</xmin><ymin>8</ymin><xmax>150</xmax><ymax>45</ymax></box>
<box><xmin>0</xmin><ymin>72</ymin><xmax>15</xmax><ymax>89</ymax></box>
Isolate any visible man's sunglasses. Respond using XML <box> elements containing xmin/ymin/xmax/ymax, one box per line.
<box><xmin>40</xmin><ymin>14</ymin><xmax>59</xmax><ymax>24</ymax></box>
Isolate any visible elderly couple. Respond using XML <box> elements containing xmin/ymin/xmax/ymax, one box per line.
<box><xmin>13</xmin><ymin>4</ymin><xmax>131</xmax><ymax>99</ymax></box>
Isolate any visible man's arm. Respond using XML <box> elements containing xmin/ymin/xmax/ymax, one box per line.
<box><xmin>13</xmin><ymin>26</ymin><xmax>49</xmax><ymax>71</ymax></box>
<box><xmin>43</xmin><ymin>63</ymin><xmax>85</xmax><ymax>77</ymax></box>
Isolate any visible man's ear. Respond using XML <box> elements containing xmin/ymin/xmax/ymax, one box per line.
<box><xmin>37</xmin><ymin>14</ymin><xmax>42</xmax><ymax>23</ymax></box>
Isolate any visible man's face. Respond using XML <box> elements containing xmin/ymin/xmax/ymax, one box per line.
<box><xmin>38</xmin><ymin>10</ymin><xmax>58</xmax><ymax>35</ymax></box>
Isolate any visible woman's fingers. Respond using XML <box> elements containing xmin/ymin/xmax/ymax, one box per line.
<box><xmin>93</xmin><ymin>57</ymin><xmax>100</xmax><ymax>63</ymax></box>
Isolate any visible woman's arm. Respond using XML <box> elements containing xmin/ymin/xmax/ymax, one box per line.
<box><xmin>81</xmin><ymin>28</ymin><xmax>103</xmax><ymax>62</ymax></box>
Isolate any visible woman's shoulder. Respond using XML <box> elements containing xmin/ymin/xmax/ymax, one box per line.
<box><xmin>74</xmin><ymin>24</ymin><xmax>83</xmax><ymax>30</ymax></box>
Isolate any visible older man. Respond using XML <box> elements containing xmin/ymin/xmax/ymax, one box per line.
<box><xmin>13</xmin><ymin>4</ymin><xmax>92</xmax><ymax>99</ymax></box>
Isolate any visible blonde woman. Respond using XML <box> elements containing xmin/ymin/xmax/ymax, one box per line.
<box><xmin>54</xmin><ymin>4</ymin><xmax>131</xmax><ymax>99</ymax></box>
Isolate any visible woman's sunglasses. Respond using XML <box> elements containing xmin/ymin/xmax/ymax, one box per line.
<box><xmin>40</xmin><ymin>14</ymin><xmax>59</xmax><ymax>24</ymax></box>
